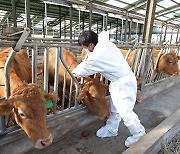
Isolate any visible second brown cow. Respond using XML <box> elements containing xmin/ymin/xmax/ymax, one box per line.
<box><xmin>44</xmin><ymin>47</ymin><xmax>110</xmax><ymax>120</ymax></box>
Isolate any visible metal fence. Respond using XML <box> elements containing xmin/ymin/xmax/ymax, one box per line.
<box><xmin>0</xmin><ymin>30</ymin><xmax>179</xmax><ymax>135</ymax></box>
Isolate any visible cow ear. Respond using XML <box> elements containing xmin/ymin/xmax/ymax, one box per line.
<box><xmin>103</xmin><ymin>84</ymin><xmax>109</xmax><ymax>92</ymax></box>
<box><xmin>176</xmin><ymin>56</ymin><xmax>180</xmax><ymax>60</ymax></box>
<box><xmin>44</xmin><ymin>93</ymin><xmax>59</xmax><ymax>102</ymax></box>
<box><xmin>77</xmin><ymin>86</ymin><xmax>89</xmax><ymax>101</ymax></box>
<box><xmin>0</xmin><ymin>99</ymin><xmax>13</xmax><ymax>116</ymax></box>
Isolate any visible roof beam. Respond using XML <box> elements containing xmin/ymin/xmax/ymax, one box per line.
<box><xmin>156</xmin><ymin>5</ymin><xmax>180</xmax><ymax>17</ymax></box>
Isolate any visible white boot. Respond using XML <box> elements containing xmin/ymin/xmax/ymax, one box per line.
<box><xmin>125</xmin><ymin>125</ymin><xmax>146</xmax><ymax>147</ymax></box>
<box><xmin>125</xmin><ymin>130</ymin><xmax>146</xmax><ymax>147</ymax></box>
<box><xmin>96</xmin><ymin>112</ymin><xmax>121</xmax><ymax>138</ymax></box>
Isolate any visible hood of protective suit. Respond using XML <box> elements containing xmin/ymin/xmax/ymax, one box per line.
<box><xmin>98</xmin><ymin>31</ymin><xmax>110</xmax><ymax>43</ymax></box>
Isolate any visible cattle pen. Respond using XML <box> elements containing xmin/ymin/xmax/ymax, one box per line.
<box><xmin>0</xmin><ymin>0</ymin><xmax>180</xmax><ymax>153</ymax></box>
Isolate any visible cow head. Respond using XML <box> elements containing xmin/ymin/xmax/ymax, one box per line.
<box><xmin>77</xmin><ymin>77</ymin><xmax>110</xmax><ymax>120</ymax></box>
<box><xmin>156</xmin><ymin>52</ymin><xmax>180</xmax><ymax>76</ymax></box>
<box><xmin>0</xmin><ymin>83</ymin><xmax>58</xmax><ymax>149</ymax></box>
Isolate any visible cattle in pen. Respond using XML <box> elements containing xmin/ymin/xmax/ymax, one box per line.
<box><xmin>120</xmin><ymin>48</ymin><xmax>180</xmax><ymax>79</ymax></box>
<box><xmin>42</xmin><ymin>47</ymin><xmax>110</xmax><ymax>120</ymax></box>
<box><xmin>82</xmin><ymin>48</ymin><xmax>180</xmax><ymax>80</ymax></box>
<box><xmin>0</xmin><ymin>47</ymin><xmax>57</xmax><ymax>149</ymax></box>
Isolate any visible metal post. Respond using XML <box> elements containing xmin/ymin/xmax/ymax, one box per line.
<box><xmin>121</xmin><ymin>18</ymin><xmax>123</xmax><ymax>41</ymax></box>
<box><xmin>105</xmin><ymin>13</ymin><xmax>108</xmax><ymax>31</ymax></box>
<box><xmin>64</xmin><ymin>16</ymin><xmax>66</xmax><ymax>38</ymax></box>
<box><xmin>116</xmin><ymin>19</ymin><xmax>118</xmax><ymax>41</ymax></box>
<box><xmin>25</xmin><ymin>0</ymin><xmax>31</xmax><ymax>30</ymax></box>
<box><xmin>159</xmin><ymin>24</ymin><xmax>164</xmax><ymax>42</ymax></box>
<box><xmin>53</xmin><ymin>47</ymin><xmax>60</xmax><ymax>114</ymax></box>
<box><xmin>97</xmin><ymin>20</ymin><xmax>99</xmax><ymax>33</ymax></box>
<box><xmin>142</xmin><ymin>0</ymin><xmax>157</xmax><ymax>43</ymax></box>
<box><xmin>44</xmin><ymin>47</ymin><xmax>49</xmax><ymax>93</ymax></box>
<box><xmin>176</xmin><ymin>26</ymin><xmax>179</xmax><ymax>43</ymax></box>
<box><xmin>82</xmin><ymin>12</ymin><xmax>85</xmax><ymax>31</ymax></box>
<box><xmin>44</xmin><ymin>2</ymin><xmax>48</xmax><ymax>38</ymax></box>
<box><xmin>141</xmin><ymin>0</ymin><xmax>157</xmax><ymax>101</ymax></box>
<box><xmin>124</xmin><ymin>12</ymin><xmax>128</xmax><ymax>42</ymax></box>
<box><xmin>89</xmin><ymin>1</ymin><xmax>92</xmax><ymax>30</ymax></box>
<box><xmin>102</xmin><ymin>15</ymin><xmax>105</xmax><ymax>31</ymax></box>
<box><xmin>59</xmin><ymin>7</ymin><xmax>62</xmax><ymax>38</ymax></box>
<box><xmin>170</xmin><ymin>29</ymin><xmax>173</xmax><ymax>44</ymax></box>
<box><xmin>11</xmin><ymin>0</ymin><xmax>17</xmax><ymax>27</ymax></box>
<box><xmin>32</xmin><ymin>46</ymin><xmax>37</xmax><ymax>84</ymax></box>
<box><xmin>163</xmin><ymin>24</ymin><xmax>168</xmax><ymax>42</ymax></box>
<box><xmin>78</xmin><ymin>9</ymin><xmax>81</xmax><ymax>34</ymax></box>
<box><xmin>69</xmin><ymin>7</ymin><xmax>72</xmax><ymax>40</ymax></box>
<box><xmin>128</xmin><ymin>19</ymin><xmax>132</xmax><ymax>41</ymax></box>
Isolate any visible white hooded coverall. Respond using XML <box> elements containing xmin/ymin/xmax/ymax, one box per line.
<box><xmin>72</xmin><ymin>31</ymin><xmax>146</xmax><ymax>147</ymax></box>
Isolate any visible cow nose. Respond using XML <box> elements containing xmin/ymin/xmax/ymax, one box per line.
<box><xmin>35</xmin><ymin>134</ymin><xmax>53</xmax><ymax>149</ymax></box>
<box><xmin>175</xmin><ymin>72</ymin><xmax>179</xmax><ymax>75</ymax></box>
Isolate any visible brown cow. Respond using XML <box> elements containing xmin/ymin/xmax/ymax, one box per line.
<box><xmin>82</xmin><ymin>48</ymin><xmax>180</xmax><ymax>78</ymax></box>
<box><xmin>81</xmin><ymin>47</ymin><xmax>180</xmax><ymax>103</ymax></box>
<box><xmin>45</xmin><ymin>47</ymin><xmax>110</xmax><ymax>120</ymax></box>
<box><xmin>120</xmin><ymin>48</ymin><xmax>180</xmax><ymax>79</ymax></box>
<box><xmin>0</xmin><ymin>47</ymin><xmax>56</xmax><ymax>149</ymax></box>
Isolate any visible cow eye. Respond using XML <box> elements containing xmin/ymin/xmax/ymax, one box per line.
<box><xmin>91</xmin><ymin>96</ymin><xmax>96</xmax><ymax>100</ymax></box>
<box><xmin>18</xmin><ymin>111</ymin><xmax>26</xmax><ymax>118</ymax></box>
<box><xmin>19</xmin><ymin>113</ymin><xmax>25</xmax><ymax>117</ymax></box>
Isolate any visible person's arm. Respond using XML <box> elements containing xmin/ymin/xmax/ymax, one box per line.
<box><xmin>72</xmin><ymin>59</ymin><xmax>98</xmax><ymax>77</ymax></box>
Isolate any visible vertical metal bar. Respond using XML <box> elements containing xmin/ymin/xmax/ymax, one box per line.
<box><xmin>97</xmin><ymin>20</ymin><xmax>99</xmax><ymax>33</ymax></box>
<box><xmin>116</xmin><ymin>19</ymin><xmax>118</xmax><ymax>41</ymax></box>
<box><xmin>32</xmin><ymin>46</ymin><xmax>37</xmax><ymax>84</ymax></box>
<box><xmin>59</xmin><ymin>7</ymin><xmax>62</xmax><ymax>38</ymax></box>
<box><xmin>102</xmin><ymin>15</ymin><xmax>105</xmax><ymax>31</ymax></box>
<box><xmin>68</xmin><ymin>78</ymin><xmax>73</xmax><ymax>108</ymax></box>
<box><xmin>163</xmin><ymin>24</ymin><xmax>167</xmax><ymax>42</ymax></box>
<box><xmin>43</xmin><ymin>47</ymin><xmax>49</xmax><ymax>93</ymax></box>
<box><xmin>42</xmin><ymin>13</ymin><xmax>45</xmax><ymax>38</ymax></box>
<box><xmin>141</xmin><ymin>0</ymin><xmax>157</xmax><ymax>101</ymax></box>
<box><xmin>69</xmin><ymin>6</ymin><xmax>72</xmax><ymax>40</ymax></box>
<box><xmin>135</xmin><ymin>20</ymin><xmax>138</xmax><ymax>37</ymax></box>
<box><xmin>78</xmin><ymin>10</ymin><xmax>81</xmax><ymax>34</ymax></box>
<box><xmin>124</xmin><ymin>12</ymin><xmax>128</xmax><ymax>42</ymax></box>
<box><xmin>128</xmin><ymin>19</ymin><xmax>132</xmax><ymax>41</ymax></box>
<box><xmin>53</xmin><ymin>47</ymin><xmax>60</xmax><ymax>114</ymax></box>
<box><xmin>44</xmin><ymin>2</ymin><xmax>48</xmax><ymax>38</ymax></box>
<box><xmin>61</xmin><ymin>70</ymin><xmax>67</xmax><ymax>111</ymax></box>
<box><xmin>121</xmin><ymin>18</ymin><xmax>123</xmax><ymax>41</ymax></box>
<box><xmin>170</xmin><ymin>29</ymin><xmax>173</xmax><ymax>44</ymax></box>
<box><xmin>59</xmin><ymin>48</ymin><xmax>80</xmax><ymax>107</ymax></box>
<box><xmin>4</xmin><ymin>49</ymin><xmax>16</xmax><ymax>99</ymax></box>
<box><xmin>82</xmin><ymin>12</ymin><xmax>85</xmax><ymax>31</ymax></box>
<box><xmin>138</xmin><ymin>24</ymin><xmax>142</xmax><ymax>42</ymax></box>
<box><xmin>25</xmin><ymin>0</ymin><xmax>31</xmax><ymax>30</ymax></box>
<box><xmin>11</xmin><ymin>0</ymin><xmax>17</xmax><ymax>27</ymax></box>
<box><xmin>0</xmin><ymin>49</ymin><xmax>17</xmax><ymax>134</ymax></box>
<box><xmin>159</xmin><ymin>24</ymin><xmax>164</xmax><ymax>42</ymax></box>
<box><xmin>142</xmin><ymin>0</ymin><xmax>157</xmax><ymax>43</ymax></box>
<box><xmin>176</xmin><ymin>26</ymin><xmax>179</xmax><ymax>43</ymax></box>
<box><xmin>89</xmin><ymin>1</ymin><xmax>92</xmax><ymax>30</ymax></box>
<box><xmin>64</xmin><ymin>16</ymin><xmax>66</xmax><ymax>38</ymax></box>
<box><xmin>105</xmin><ymin>13</ymin><xmax>108</xmax><ymax>31</ymax></box>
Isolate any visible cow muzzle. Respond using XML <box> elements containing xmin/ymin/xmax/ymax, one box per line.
<box><xmin>35</xmin><ymin>134</ymin><xmax>53</xmax><ymax>149</ymax></box>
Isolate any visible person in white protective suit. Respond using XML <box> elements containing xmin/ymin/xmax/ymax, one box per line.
<box><xmin>72</xmin><ymin>30</ymin><xmax>146</xmax><ymax>147</ymax></box>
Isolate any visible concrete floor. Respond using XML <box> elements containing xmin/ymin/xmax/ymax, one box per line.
<box><xmin>22</xmin><ymin>81</ymin><xmax>180</xmax><ymax>154</ymax></box>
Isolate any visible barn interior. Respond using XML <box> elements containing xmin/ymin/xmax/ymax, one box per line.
<box><xmin>0</xmin><ymin>0</ymin><xmax>180</xmax><ymax>153</ymax></box>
